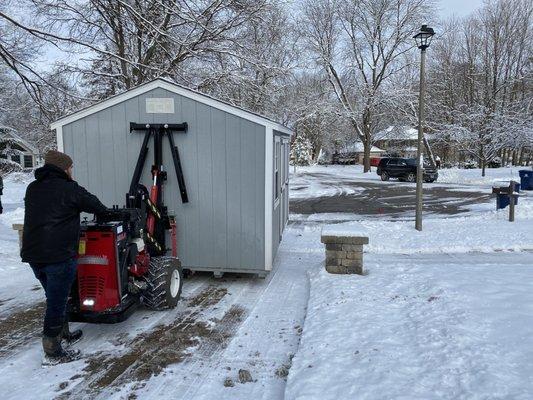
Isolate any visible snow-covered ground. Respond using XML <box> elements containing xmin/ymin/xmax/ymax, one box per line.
<box><xmin>286</xmin><ymin>251</ymin><xmax>533</xmax><ymax>400</ymax></box>
<box><xmin>285</xmin><ymin>166</ymin><xmax>533</xmax><ymax>400</ymax></box>
<box><xmin>0</xmin><ymin>167</ymin><xmax>532</xmax><ymax>399</ymax></box>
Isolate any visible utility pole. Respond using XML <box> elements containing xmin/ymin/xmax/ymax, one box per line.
<box><xmin>413</xmin><ymin>25</ymin><xmax>435</xmax><ymax>231</ymax></box>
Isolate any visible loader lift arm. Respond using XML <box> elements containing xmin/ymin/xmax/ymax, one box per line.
<box><xmin>128</xmin><ymin>122</ymin><xmax>189</xmax><ymax>255</ymax></box>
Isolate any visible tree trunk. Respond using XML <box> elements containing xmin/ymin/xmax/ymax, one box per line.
<box><xmin>481</xmin><ymin>159</ymin><xmax>486</xmax><ymax>177</ymax></box>
<box><xmin>518</xmin><ymin>147</ymin><xmax>524</xmax><ymax>166</ymax></box>
<box><xmin>363</xmin><ymin>140</ymin><xmax>371</xmax><ymax>173</ymax></box>
<box><xmin>423</xmin><ymin>136</ymin><xmax>435</xmax><ymax>167</ymax></box>
<box><xmin>312</xmin><ymin>145</ymin><xmax>322</xmax><ymax>164</ymax></box>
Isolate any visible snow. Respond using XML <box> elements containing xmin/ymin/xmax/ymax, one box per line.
<box><xmin>0</xmin><ymin>172</ymin><xmax>41</xmax><ymax>315</ymax></box>
<box><xmin>286</xmin><ymin>252</ymin><xmax>533</xmax><ymax>400</ymax></box>
<box><xmin>285</xmin><ymin>166</ymin><xmax>533</xmax><ymax>400</ymax></box>
<box><xmin>437</xmin><ymin>167</ymin><xmax>525</xmax><ymax>186</ymax></box>
<box><xmin>374</xmin><ymin>125</ymin><xmax>419</xmax><ymax>141</ymax></box>
<box><xmin>321</xmin><ymin>224</ymin><xmax>368</xmax><ymax>238</ymax></box>
<box><xmin>332</xmin><ymin>207</ymin><xmax>533</xmax><ymax>253</ymax></box>
<box><xmin>1</xmin><ymin>166</ymin><xmax>532</xmax><ymax>399</ymax></box>
<box><xmin>340</xmin><ymin>142</ymin><xmax>384</xmax><ymax>153</ymax></box>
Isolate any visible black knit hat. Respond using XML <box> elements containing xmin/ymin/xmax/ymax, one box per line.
<box><xmin>44</xmin><ymin>150</ymin><xmax>73</xmax><ymax>170</ymax></box>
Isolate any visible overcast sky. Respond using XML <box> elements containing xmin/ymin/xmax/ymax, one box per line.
<box><xmin>438</xmin><ymin>0</ymin><xmax>485</xmax><ymax>18</ymax></box>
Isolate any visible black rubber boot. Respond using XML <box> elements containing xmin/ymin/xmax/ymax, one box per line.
<box><xmin>42</xmin><ymin>334</ymin><xmax>81</xmax><ymax>366</ymax></box>
<box><xmin>62</xmin><ymin>321</ymin><xmax>83</xmax><ymax>346</ymax></box>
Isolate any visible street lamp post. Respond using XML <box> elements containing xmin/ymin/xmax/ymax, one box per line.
<box><xmin>413</xmin><ymin>25</ymin><xmax>435</xmax><ymax>231</ymax></box>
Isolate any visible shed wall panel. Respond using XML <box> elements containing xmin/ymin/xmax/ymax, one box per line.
<box><xmin>62</xmin><ymin>88</ymin><xmax>266</xmax><ymax>271</ymax></box>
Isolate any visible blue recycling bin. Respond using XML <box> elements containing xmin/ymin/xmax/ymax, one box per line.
<box><xmin>519</xmin><ymin>169</ymin><xmax>533</xmax><ymax>190</ymax></box>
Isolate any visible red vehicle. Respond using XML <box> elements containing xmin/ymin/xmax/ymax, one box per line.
<box><xmin>370</xmin><ymin>157</ymin><xmax>381</xmax><ymax>167</ymax></box>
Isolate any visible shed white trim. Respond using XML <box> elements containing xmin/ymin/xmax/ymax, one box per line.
<box><xmin>56</xmin><ymin>126</ymin><xmax>64</xmax><ymax>152</ymax></box>
<box><xmin>51</xmin><ymin>79</ymin><xmax>292</xmax><ymax>136</ymax></box>
<box><xmin>264</xmin><ymin>126</ymin><xmax>274</xmax><ymax>271</ymax></box>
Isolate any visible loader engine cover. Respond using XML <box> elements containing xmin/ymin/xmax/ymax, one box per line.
<box><xmin>77</xmin><ymin>223</ymin><xmax>127</xmax><ymax>312</ymax></box>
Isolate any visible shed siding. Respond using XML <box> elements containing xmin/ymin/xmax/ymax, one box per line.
<box><xmin>62</xmin><ymin>88</ymin><xmax>266</xmax><ymax>271</ymax></box>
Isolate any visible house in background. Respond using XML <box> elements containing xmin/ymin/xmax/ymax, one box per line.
<box><xmin>0</xmin><ymin>126</ymin><xmax>40</xmax><ymax>169</ymax></box>
<box><xmin>333</xmin><ymin>142</ymin><xmax>386</xmax><ymax>164</ymax></box>
<box><xmin>374</xmin><ymin>126</ymin><xmax>419</xmax><ymax>157</ymax></box>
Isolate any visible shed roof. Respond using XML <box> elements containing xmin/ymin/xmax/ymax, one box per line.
<box><xmin>340</xmin><ymin>142</ymin><xmax>385</xmax><ymax>154</ymax></box>
<box><xmin>50</xmin><ymin>78</ymin><xmax>292</xmax><ymax>136</ymax></box>
<box><xmin>375</xmin><ymin>126</ymin><xmax>418</xmax><ymax>141</ymax></box>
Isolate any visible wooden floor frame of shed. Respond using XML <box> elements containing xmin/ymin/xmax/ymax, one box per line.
<box><xmin>50</xmin><ymin>78</ymin><xmax>292</xmax><ymax>275</ymax></box>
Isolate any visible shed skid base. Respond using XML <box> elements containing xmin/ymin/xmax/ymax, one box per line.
<box><xmin>69</xmin><ymin>297</ymin><xmax>139</xmax><ymax>324</ymax></box>
<box><xmin>188</xmin><ymin>267</ymin><xmax>271</xmax><ymax>277</ymax></box>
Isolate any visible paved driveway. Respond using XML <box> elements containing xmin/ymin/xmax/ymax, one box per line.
<box><xmin>290</xmin><ymin>172</ymin><xmax>491</xmax><ymax>218</ymax></box>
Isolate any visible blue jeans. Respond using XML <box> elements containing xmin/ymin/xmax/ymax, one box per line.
<box><xmin>30</xmin><ymin>258</ymin><xmax>77</xmax><ymax>337</ymax></box>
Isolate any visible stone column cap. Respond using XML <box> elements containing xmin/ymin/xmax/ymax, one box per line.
<box><xmin>321</xmin><ymin>224</ymin><xmax>369</xmax><ymax>245</ymax></box>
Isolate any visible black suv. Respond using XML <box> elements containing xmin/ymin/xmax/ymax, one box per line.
<box><xmin>376</xmin><ymin>157</ymin><xmax>438</xmax><ymax>183</ymax></box>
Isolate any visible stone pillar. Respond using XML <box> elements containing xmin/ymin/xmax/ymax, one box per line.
<box><xmin>12</xmin><ymin>224</ymin><xmax>24</xmax><ymax>249</ymax></box>
<box><xmin>321</xmin><ymin>232</ymin><xmax>369</xmax><ymax>275</ymax></box>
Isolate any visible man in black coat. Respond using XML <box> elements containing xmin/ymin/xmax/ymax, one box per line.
<box><xmin>21</xmin><ymin>150</ymin><xmax>107</xmax><ymax>365</ymax></box>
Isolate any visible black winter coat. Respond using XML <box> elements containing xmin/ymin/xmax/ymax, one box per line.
<box><xmin>21</xmin><ymin>164</ymin><xmax>107</xmax><ymax>264</ymax></box>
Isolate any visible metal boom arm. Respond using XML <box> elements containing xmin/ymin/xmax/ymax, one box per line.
<box><xmin>128</xmin><ymin>122</ymin><xmax>189</xmax><ymax>203</ymax></box>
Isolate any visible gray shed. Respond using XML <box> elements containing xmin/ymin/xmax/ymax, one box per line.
<box><xmin>50</xmin><ymin>79</ymin><xmax>291</xmax><ymax>276</ymax></box>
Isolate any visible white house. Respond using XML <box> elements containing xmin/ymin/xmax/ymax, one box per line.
<box><xmin>0</xmin><ymin>126</ymin><xmax>40</xmax><ymax>169</ymax></box>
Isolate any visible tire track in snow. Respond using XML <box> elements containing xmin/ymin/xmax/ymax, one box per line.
<box><xmin>56</xmin><ymin>283</ymin><xmax>242</xmax><ymax>399</ymax></box>
<box><xmin>0</xmin><ymin>302</ymin><xmax>45</xmax><ymax>357</ymax></box>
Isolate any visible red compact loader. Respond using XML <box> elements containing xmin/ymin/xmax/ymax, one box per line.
<box><xmin>68</xmin><ymin>122</ymin><xmax>189</xmax><ymax>323</ymax></box>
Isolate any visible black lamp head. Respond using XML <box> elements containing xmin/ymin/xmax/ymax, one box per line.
<box><xmin>414</xmin><ymin>25</ymin><xmax>435</xmax><ymax>50</ymax></box>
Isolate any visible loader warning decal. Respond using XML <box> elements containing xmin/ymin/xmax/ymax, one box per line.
<box><xmin>78</xmin><ymin>240</ymin><xmax>86</xmax><ymax>255</ymax></box>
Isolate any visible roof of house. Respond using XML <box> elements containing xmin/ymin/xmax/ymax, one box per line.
<box><xmin>340</xmin><ymin>142</ymin><xmax>385</xmax><ymax>154</ymax></box>
<box><xmin>0</xmin><ymin>126</ymin><xmax>38</xmax><ymax>153</ymax></box>
<box><xmin>50</xmin><ymin>78</ymin><xmax>292</xmax><ymax>136</ymax></box>
<box><xmin>375</xmin><ymin>126</ymin><xmax>418</xmax><ymax>141</ymax></box>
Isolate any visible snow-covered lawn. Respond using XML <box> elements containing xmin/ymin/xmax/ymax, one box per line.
<box><xmin>285</xmin><ymin>165</ymin><xmax>533</xmax><ymax>400</ymax></box>
<box><xmin>286</xmin><ymin>251</ymin><xmax>533</xmax><ymax>400</ymax></box>
<box><xmin>0</xmin><ymin>173</ymin><xmax>40</xmax><ymax>313</ymax></box>
<box><xmin>329</xmin><ymin>204</ymin><xmax>532</xmax><ymax>253</ymax></box>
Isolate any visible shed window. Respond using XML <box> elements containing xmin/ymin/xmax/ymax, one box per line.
<box><xmin>11</xmin><ymin>155</ymin><xmax>20</xmax><ymax>164</ymax></box>
<box><xmin>24</xmin><ymin>155</ymin><xmax>33</xmax><ymax>168</ymax></box>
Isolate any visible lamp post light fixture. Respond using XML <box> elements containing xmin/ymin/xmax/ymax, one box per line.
<box><xmin>413</xmin><ymin>24</ymin><xmax>435</xmax><ymax>231</ymax></box>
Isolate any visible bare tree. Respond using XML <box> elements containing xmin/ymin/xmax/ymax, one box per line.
<box><xmin>300</xmin><ymin>0</ymin><xmax>432</xmax><ymax>172</ymax></box>
<box><xmin>427</xmin><ymin>0</ymin><xmax>532</xmax><ymax>174</ymax></box>
<box><xmin>10</xmin><ymin>0</ymin><xmax>271</xmax><ymax>97</ymax></box>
